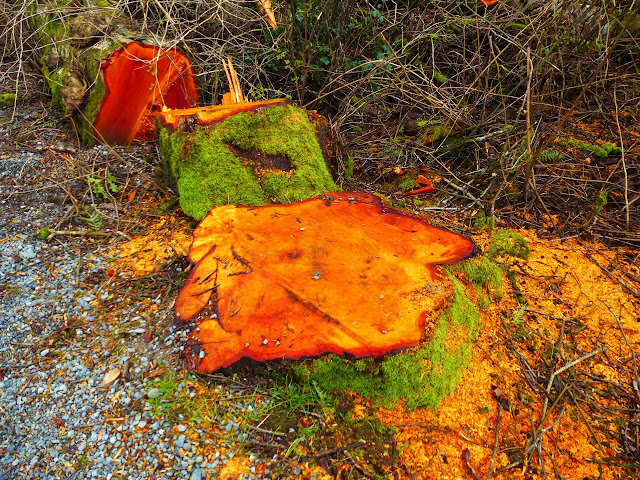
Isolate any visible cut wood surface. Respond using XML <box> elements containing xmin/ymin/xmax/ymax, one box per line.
<box><xmin>175</xmin><ymin>192</ymin><xmax>475</xmax><ymax>372</ymax></box>
<box><xmin>94</xmin><ymin>42</ymin><xmax>197</xmax><ymax>145</ymax></box>
<box><xmin>156</xmin><ymin>99</ymin><xmax>287</xmax><ymax>130</ymax></box>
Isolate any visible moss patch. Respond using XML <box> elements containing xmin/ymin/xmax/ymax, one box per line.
<box><xmin>419</xmin><ymin>120</ymin><xmax>455</xmax><ymax>144</ymax></box>
<box><xmin>0</xmin><ymin>94</ymin><xmax>17</xmax><ymax>108</ymax></box>
<box><xmin>159</xmin><ymin>104</ymin><xmax>337</xmax><ymax>219</ymax></box>
<box><xmin>296</xmin><ymin>276</ymin><xmax>481</xmax><ymax>411</ymax></box>
<box><xmin>76</xmin><ymin>42</ymin><xmax>118</xmax><ymax>145</ymax></box>
<box><xmin>456</xmin><ymin>256</ymin><xmax>504</xmax><ymax>308</ymax></box>
<box><xmin>488</xmin><ymin>229</ymin><xmax>530</xmax><ymax>260</ymax></box>
<box><xmin>556</xmin><ymin>138</ymin><xmax>622</xmax><ymax>157</ymax></box>
<box><xmin>42</xmin><ymin>64</ymin><xmax>69</xmax><ymax>111</ymax></box>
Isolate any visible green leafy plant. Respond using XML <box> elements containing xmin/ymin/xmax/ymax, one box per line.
<box><xmin>79</xmin><ymin>208</ymin><xmax>104</xmax><ymax>229</ymax></box>
<box><xmin>89</xmin><ymin>172</ymin><xmax>119</xmax><ymax>199</ymax></box>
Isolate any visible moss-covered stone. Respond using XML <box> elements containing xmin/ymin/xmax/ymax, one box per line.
<box><xmin>158</xmin><ymin>104</ymin><xmax>338</xmax><ymax>220</ymax></box>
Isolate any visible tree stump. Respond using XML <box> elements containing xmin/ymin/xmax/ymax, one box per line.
<box><xmin>156</xmin><ymin>102</ymin><xmax>338</xmax><ymax>220</ymax></box>
<box><xmin>29</xmin><ymin>1</ymin><xmax>197</xmax><ymax>145</ymax></box>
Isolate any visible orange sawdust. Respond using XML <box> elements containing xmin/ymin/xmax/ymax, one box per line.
<box><xmin>375</xmin><ymin>229</ymin><xmax>639</xmax><ymax>479</ymax></box>
<box><xmin>110</xmin><ymin>219</ymin><xmax>191</xmax><ymax>275</ymax></box>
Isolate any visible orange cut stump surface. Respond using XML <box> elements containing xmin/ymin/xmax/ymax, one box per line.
<box><xmin>175</xmin><ymin>192</ymin><xmax>475</xmax><ymax>372</ymax></box>
<box><xmin>93</xmin><ymin>42</ymin><xmax>197</xmax><ymax>145</ymax></box>
<box><xmin>156</xmin><ymin>98</ymin><xmax>288</xmax><ymax>130</ymax></box>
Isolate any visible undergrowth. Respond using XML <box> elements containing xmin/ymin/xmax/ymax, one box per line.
<box><xmin>1</xmin><ymin>0</ymin><xmax>638</xmax><ymax>237</ymax></box>
<box><xmin>488</xmin><ymin>229</ymin><xmax>530</xmax><ymax>260</ymax></box>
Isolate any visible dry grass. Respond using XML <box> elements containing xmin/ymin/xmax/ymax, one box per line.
<box><xmin>0</xmin><ymin>0</ymin><xmax>638</xmax><ymax>226</ymax></box>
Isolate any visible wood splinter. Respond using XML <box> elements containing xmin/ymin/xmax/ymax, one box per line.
<box><xmin>221</xmin><ymin>57</ymin><xmax>246</xmax><ymax>105</ymax></box>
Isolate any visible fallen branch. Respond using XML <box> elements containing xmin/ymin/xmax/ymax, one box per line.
<box><xmin>485</xmin><ymin>403</ymin><xmax>503</xmax><ymax>480</ymax></box>
<box><xmin>463</xmin><ymin>449</ymin><xmax>482</xmax><ymax>480</ymax></box>
<box><xmin>41</xmin><ymin>228</ymin><xmax>110</xmax><ymax>241</ymax></box>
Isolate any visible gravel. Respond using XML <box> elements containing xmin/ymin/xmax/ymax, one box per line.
<box><xmin>0</xmin><ymin>94</ymin><xmax>303</xmax><ymax>479</ymax></box>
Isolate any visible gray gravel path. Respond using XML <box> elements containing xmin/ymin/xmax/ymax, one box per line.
<box><xmin>0</xmin><ymin>94</ymin><xmax>303</xmax><ymax>480</ymax></box>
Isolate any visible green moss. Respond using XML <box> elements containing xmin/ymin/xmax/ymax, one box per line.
<box><xmin>446</xmin><ymin>24</ymin><xmax>462</xmax><ymax>35</ymax></box>
<box><xmin>397</xmin><ymin>176</ymin><xmax>417</xmax><ymax>193</ymax></box>
<box><xmin>177</xmin><ymin>130</ymin><xmax>266</xmax><ymax>219</ymax></box>
<box><xmin>343</xmin><ymin>153</ymin><xmax>354</xmax><ymax>179</ymax></box>
<box><xmin>0</xmin><ymin>94</ymin><xmax>17</xmax><ymax>108</ymax></box>
<box><xmin>594</xmin><ymin>189</ymin><xmax>607</xmax><ymax>214</ymax></box>
<box><xmin>472</xmin><ymin>209</ymin><xmax>495</xmax><ymax>232</ymax></box>
<box><xmin>46</xmin><ymin>65</ymin><xmax>70</xmax><ymax>110</ymax></box>
<box><xmin>507</xmin><ymin>22</ymin><xmax>528</xmax><ymax>30</ymax></box>
<box><xmin>38</xmin><ymin>227</ymin><xmax>51</xmax><ymax>240</ymax></box>
<box><xmin>488</xmin><ymin>229</ymin><xmax>530</xmax><ymax>260</ymax></box>
<box><xmin>30</xmin><ymin>0</ymin><xmax>120</xmax><ymax>144</ymax></box>
<box><xmin>76</xmin><ymin>43</ymin><xmax>117</xmax><ymax>145</ymax></box>
<box><xmin>418</xmin><ymin>120</ymin><xmax>455</xmax><ymax>144</ymax></box>
<box><xmin>303</xmin><ymin>277</ymin><xmax>480</xmax><ymax>411</ymax></box>
<box><xmin>78</xmin><ymin>73</ymin><xmax>107</xmax><ymax>145</ymax></box>
<box><xmin>556</xmin><ymin>138</ymin><xmax>622</xmax><ymax>158</ymax></box>
<box><xmin>159</xmin><ymin>126</ymin><xmax>186</xmax><ymax>182</ymax></box>
<box><xmin>458</xmin><ymin>256</ymin><xmax>504</xmax><ymax>307</ymax></box>
<box><xmin>431</xmin><ymin>71</ymin><xmax>448</xmax><ymax>85</ymax></box>
<box><xmin>160</xmin><ymin>104</ymin><xmax>337</xmax><ymax>219</ymax></box>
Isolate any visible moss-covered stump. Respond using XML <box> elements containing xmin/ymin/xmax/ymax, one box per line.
<box><xmin>29</xmin><ymin>1</ymin><xmax>197</xmax><ymax>145</ymax></box>
<box><xmin>157</xmin><ymin>103</ymin><xmax>338</xmax><ymax>220</ymax></box>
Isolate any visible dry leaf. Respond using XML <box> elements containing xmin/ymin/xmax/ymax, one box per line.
<box><xmin>102</xmin><ymin>367</ymin><xmax>121</xmax><ymax>387</ymax></box>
